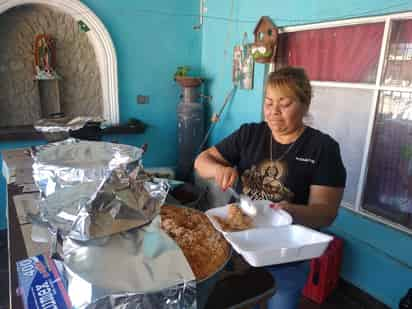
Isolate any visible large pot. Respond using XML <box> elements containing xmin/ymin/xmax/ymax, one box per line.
<box><xmin>161</xmin><ymin>204</ymin><xmax>232</xmax><ymax>309</ymax></box>
<box><xmin>197</xmin><ymin>247</ymin><xmax>232</xmax><ymax>309</ymax></box>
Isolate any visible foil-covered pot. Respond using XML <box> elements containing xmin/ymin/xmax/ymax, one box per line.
<box><xmin>32</xmin><ymin>139</ymin><xmax>168</xmax><ymax>241</ymax></box>
<box><xmin>62</xmin><ymin>218</ymin><xmax>197</xmax><ymax>309</ymax></box>
<box><xmin>32</xmin><ymin>139</ymin><xmax>143</xmax><ymax>197</ymax></box>
<box><xmin>71</xmin><ymin>168</ymin><xmax>169</xmax><ymax>240</ymax></box>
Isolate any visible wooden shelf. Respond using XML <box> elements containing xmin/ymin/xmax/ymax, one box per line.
<box><xmin>0</xmin><ymin>123</ymin><xmax>147</xmax><ymax>141</ymax></box>
<box><xmin>0</xmin><ymin>126</ymin><xmax>43</xmax><ymax>141</ymax></box>
<box><xmin>101</xmin><ymin>123</ymin><xmax>146</xmax><ymax>135</ymax></box>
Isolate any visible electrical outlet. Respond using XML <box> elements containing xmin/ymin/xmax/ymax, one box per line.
<box><xmin>137</xmin><ymin>95</ymin><xmax>149</xmax><ymax>104</ymax></box>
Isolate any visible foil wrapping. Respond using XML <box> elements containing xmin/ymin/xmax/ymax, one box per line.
<box><xmin>62</xmin><ymin>218</ymin><xmax>197</xmax><ymax>309</ymax></box>
<box><xmin>23</xmin><ymin>139</ymin><xmax>199</xmax><ymax>308</ymax></box>
<box><xmin>31</xmin><ymin>139</ymin><xmax>168</xmax><ymax>240</ymax></box>
<box><xmin>32</xmin><ymin>139</ymin><xmax>143</xmax><ymax>196</ymax></box>
<box><xmin>34</xmin><ymin>116</ymin><xmax>105</xmax><ymax>133</ymax></box>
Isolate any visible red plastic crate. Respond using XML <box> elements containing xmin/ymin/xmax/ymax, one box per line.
<box><xmin>302</xmin><ymin>237</ymin><xmax>343</xmax><ymax>304</ymax></box>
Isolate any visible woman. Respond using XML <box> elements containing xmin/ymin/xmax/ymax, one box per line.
<box><xmin>194</xmin><ymin>66</ymin><xmax>346</xmax><ymax>309</ymax></box>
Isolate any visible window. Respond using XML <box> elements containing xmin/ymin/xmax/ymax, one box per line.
<box><xmin>364</xmin><ymin>91</ymin><xmax>412</xmax><ymax>228</ymax></box>
<box><xmin>382</xmin><ymin>20</ymin><xmax>412</xmax><ymax>87</ymax></box>
<box><xmin>277</xmin><ymin>23</ymin><xmax>384</xmax><ymax>83</ymax></box>
<box><xmin>275</xmin><ymin>14</ymin><xmax>412</xmax><ymax>233</ymax></box>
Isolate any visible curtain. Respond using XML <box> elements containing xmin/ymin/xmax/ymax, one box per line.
<box><xmin>396</xmin><ymin>19</ymin><xmax>412</xmax><ymax>43</ymax></box>
<box><xmin>282</xmin><ymin>23</ymin><xmax>385</xmax><ymax>83</ymax></box>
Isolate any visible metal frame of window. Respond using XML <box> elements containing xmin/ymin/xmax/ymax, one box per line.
<box><xmin>269</xmin><ymin>11</ymin><xmax>412</xmax><ymax>235</ymax></box>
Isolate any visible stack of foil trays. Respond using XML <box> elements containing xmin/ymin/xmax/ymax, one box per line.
<box><xmin>27</xmin><ymin>138</ymin><xmax>196</xmax><ymax>308</ymax></box>
<box><xmin>34</xmin><ymin>116</ymin><xmax>105</xmax><ymax>134</ymax></box>
<box><xmin>34</xmin><ymin>116</ymin><xmax>104</xmax><ymax>142</ymax></box>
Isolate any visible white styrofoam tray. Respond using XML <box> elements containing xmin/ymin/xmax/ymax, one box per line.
<box><xmin>225</xmin><ymin>225</ymin><xmax>333</xmax><ymax>267</ymax></box>
<box><xmin>205</xmin><ymin>201</ymin><xmax>333</xmax><ymax>266</ymax></box>
<box><xmin>205</xmin><ymin>200</ymin><xmax>292</xmax><ymax>234</ymax></box>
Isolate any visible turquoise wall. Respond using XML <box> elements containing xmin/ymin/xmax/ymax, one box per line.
<box><xmin>81</xmin><ymin>0</ymin><xmax>201</xmax><ymax>167</ymax></box>
<box><xmin>0</xmin><ymin>0</ymin><xmax>201</xmax><ymax>229</ymax></box>
<box><xmin>201</xmin><ymin>0</ymin><xmax>412</xmax><ymax>308</ymax></box>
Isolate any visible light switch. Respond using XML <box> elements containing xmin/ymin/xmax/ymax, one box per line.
<box><xmin>137</xmin><ymin>95</ymin><xmax>149</xmax><ymax>104</ymax></box>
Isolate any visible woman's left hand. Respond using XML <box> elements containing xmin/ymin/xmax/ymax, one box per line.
<box><xmin>269</xmin><ymin>201</ymin><xmax>289</xmax><ymax>210</ymax></box>
<box><xmin>268</xmin><ymin>185</ymin><xmax>344</xmax><ymax>229</ymax></box>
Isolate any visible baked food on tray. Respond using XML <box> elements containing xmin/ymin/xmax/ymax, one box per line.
<box><xmin>213</xmin><ymin>203</ymin><xmax>254</xmax><ymax>232</ymax></box>
<box><xmin>160</xmin><ymin>205</ymin><xmax>230</xmax><ymax>280</ymax></box>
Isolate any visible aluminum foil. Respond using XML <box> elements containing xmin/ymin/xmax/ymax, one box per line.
<box><xmin>62</xmin><ymin>218</ymin><xmax>197</xmax><ymax>309</ymax></box>
<box><xmin>32</xmin><ymin>138</ymin><xmax>143</xmax><ymax>196</ymax></box>
<box><xmin>34</xmin><ymin>116</ymin><xmax>105</xmax><ymax>133</ymax></box>
<box><xmin>31</xmin><ymin>139</ymin><xmax>168</xmax><ymax>240</ymax></box>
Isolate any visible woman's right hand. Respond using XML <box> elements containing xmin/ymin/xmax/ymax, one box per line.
<box><xmin>215</xmin><ymin>165</ymin><xmax>238</xmax><ymax>191</ymax></box>
<box><xmin>194</xmin><ymin>146</ymin><xmax>238</xmax><ymax>191</ymax></box>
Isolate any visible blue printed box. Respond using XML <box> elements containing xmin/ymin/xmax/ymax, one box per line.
<box><xmin>16</xmin><ymin>254</ymin><xmax>72</xmax><ymax>309</ymax></box>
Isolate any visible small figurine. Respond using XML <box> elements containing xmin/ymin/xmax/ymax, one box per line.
<box><xmin>34</xmin><ymin>34</ymin><xmax>59</xmax><ymax>79</ymax></box>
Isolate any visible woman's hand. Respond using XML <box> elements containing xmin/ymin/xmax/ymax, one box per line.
<box><xmin>268</xmin><ymin>185</ymin><xmax>344</xmax><ymax>229</ymax></box>
<box><xmin>215</xmin><ymin>165</ymin><xmax>238</xmax><ymax>191</ymax></box>
<box><xmin>269</xmin><ymin>201</ymin><xmax>291</xmax><ymax>215</ymax></box>
<box><xmin>269</xmin><ymin>201</ymin><xmax>287</xmax><ymax>210</ymax></box>
<box><xmin>194</xmin><ymin>147</ymin><xmax>239</xmax><ymax>191</ymax></box>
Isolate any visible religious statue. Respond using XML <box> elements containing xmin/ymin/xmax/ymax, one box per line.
<box><xmin>34</xmin><ymin>34</ymin><xmax>58</xmax><ymax>79</ymax></box>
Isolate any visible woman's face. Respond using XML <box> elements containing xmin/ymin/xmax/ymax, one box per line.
<box><xmin>264</xmin><ymin>85</ymin><xmax>307</xmax><ymax>136</ymax></box>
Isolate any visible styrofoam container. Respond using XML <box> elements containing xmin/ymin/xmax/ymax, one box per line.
<box><xmin>205</xmin><ymin>200</ymin><xmax>292</xmax><ymax>234</ymax></box>
<box><xmin>225</xmin><ymin>225</ymin><xmax>333</xmax><ymax>267</ymax></box>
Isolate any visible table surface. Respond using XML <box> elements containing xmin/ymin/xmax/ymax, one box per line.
<box><xmin>8</xmin><ymin>185</ymin><xmax>27</xmax><ymax>309</ymax></box>
<box><xmin>4</xmin><ymin>148</ymin><xmax>276</xmax><ymax>309</ymax></box>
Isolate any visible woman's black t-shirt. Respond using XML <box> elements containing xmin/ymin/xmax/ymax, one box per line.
<box><xmin>215</xmin><ymin>122</ymin><xmax>346</xmax><ymax>205</ymax></box>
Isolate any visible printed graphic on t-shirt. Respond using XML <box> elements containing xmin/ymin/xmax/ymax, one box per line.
<box><xmin>295</xmin><ymin>156</ymin><xmax>316</xmax><ymax>164</ymax></box>
<box><xmin>241</xmin><ymin>159</ymin><xmax>294</xmax><ymax>202</ymax></box>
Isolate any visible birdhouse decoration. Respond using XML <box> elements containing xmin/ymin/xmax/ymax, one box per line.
<box><xmin>252</xmin><ymin>16</ymin><xmax>278</xmax><ymax>63</ymax></box>
<box><xmin>34</xmin><ymin>34</ymin><xmax>59</xmax><ymax>79</ymax></box>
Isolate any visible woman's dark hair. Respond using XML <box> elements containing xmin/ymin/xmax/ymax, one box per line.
<box><xmin>266</xmin><ymin>66</ymin><xmax>312</xmax><ymax>107</ymax></box>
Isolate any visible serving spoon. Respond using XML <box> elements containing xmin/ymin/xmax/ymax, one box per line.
<box><xmin>227</xmin><ymin>187</ymin><xmax>257</xmax><ymax>217</ymax></box>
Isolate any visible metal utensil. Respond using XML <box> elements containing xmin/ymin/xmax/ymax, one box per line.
<box><xmin>227</xmin><ymin>187</ymin><xmax>257</xmax><ymax>217</ymax></box>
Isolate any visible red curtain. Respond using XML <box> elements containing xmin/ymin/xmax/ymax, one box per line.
<box><xmin>395</xmin><ymin>19</ymin><xmax>412</xmax><ymax>42</ymax></box>
<box><xmin>282</xmin><ymin>23</ymin><xmax>385</xmax><ymax>82</ymax></box>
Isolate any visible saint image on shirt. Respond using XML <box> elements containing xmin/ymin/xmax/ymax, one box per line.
<box><xmin>241</xmin><ymin>159</ymin><xmax>294</xmax><ymax>202</ymax></box>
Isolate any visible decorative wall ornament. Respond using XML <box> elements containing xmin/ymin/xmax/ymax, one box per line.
<box><xmin>78</xmin><ymin>20</ymin><xmax>90</xmax><ymax>33</ymax></box>
<box><xmin>252</xmin><ymin>16</ymin><xmax>278</xmax><ymax>63</ymax></box>
<box><xmin>232</xmin><ymin>33</ymin><xmax>254</xmax><ymax>90</ymax></box>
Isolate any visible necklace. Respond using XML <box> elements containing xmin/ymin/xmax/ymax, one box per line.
<box><xmin>269</xmin><ymin>127</ymin><xmax>305</xmax><ymax>162</ymax></box>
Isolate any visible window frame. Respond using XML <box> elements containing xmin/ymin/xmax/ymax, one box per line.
<box><xmin>268</xmin><ymin>11</ymin><xmax>412</xmax><ymax>235</ymax></box>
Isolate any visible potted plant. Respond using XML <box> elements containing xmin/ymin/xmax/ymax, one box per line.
<box><xmin>174</xmin><ymin>66</ymin><xmax>203</xmax><ymax>88</ymax></box>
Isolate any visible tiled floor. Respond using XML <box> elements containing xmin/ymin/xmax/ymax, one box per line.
<box><xmin>299</xmin><ymin>289</ymin><xmax>382</xmax><ymax>309</ymax></box>
<box><xmin>0</xmin><ymin>228</ymin><xmax>389</xmax><ymax>309</ymax></box>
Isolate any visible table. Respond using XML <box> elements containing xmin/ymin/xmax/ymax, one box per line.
<box><xmin>7</xmin><ymin>185</ymin><xmax>28</xmax><ymax>309</ymax></box>
<box><xmin>4</xmin><ymin>148</ymin><xmax>276</xmax><ymax>309</ymax></box>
